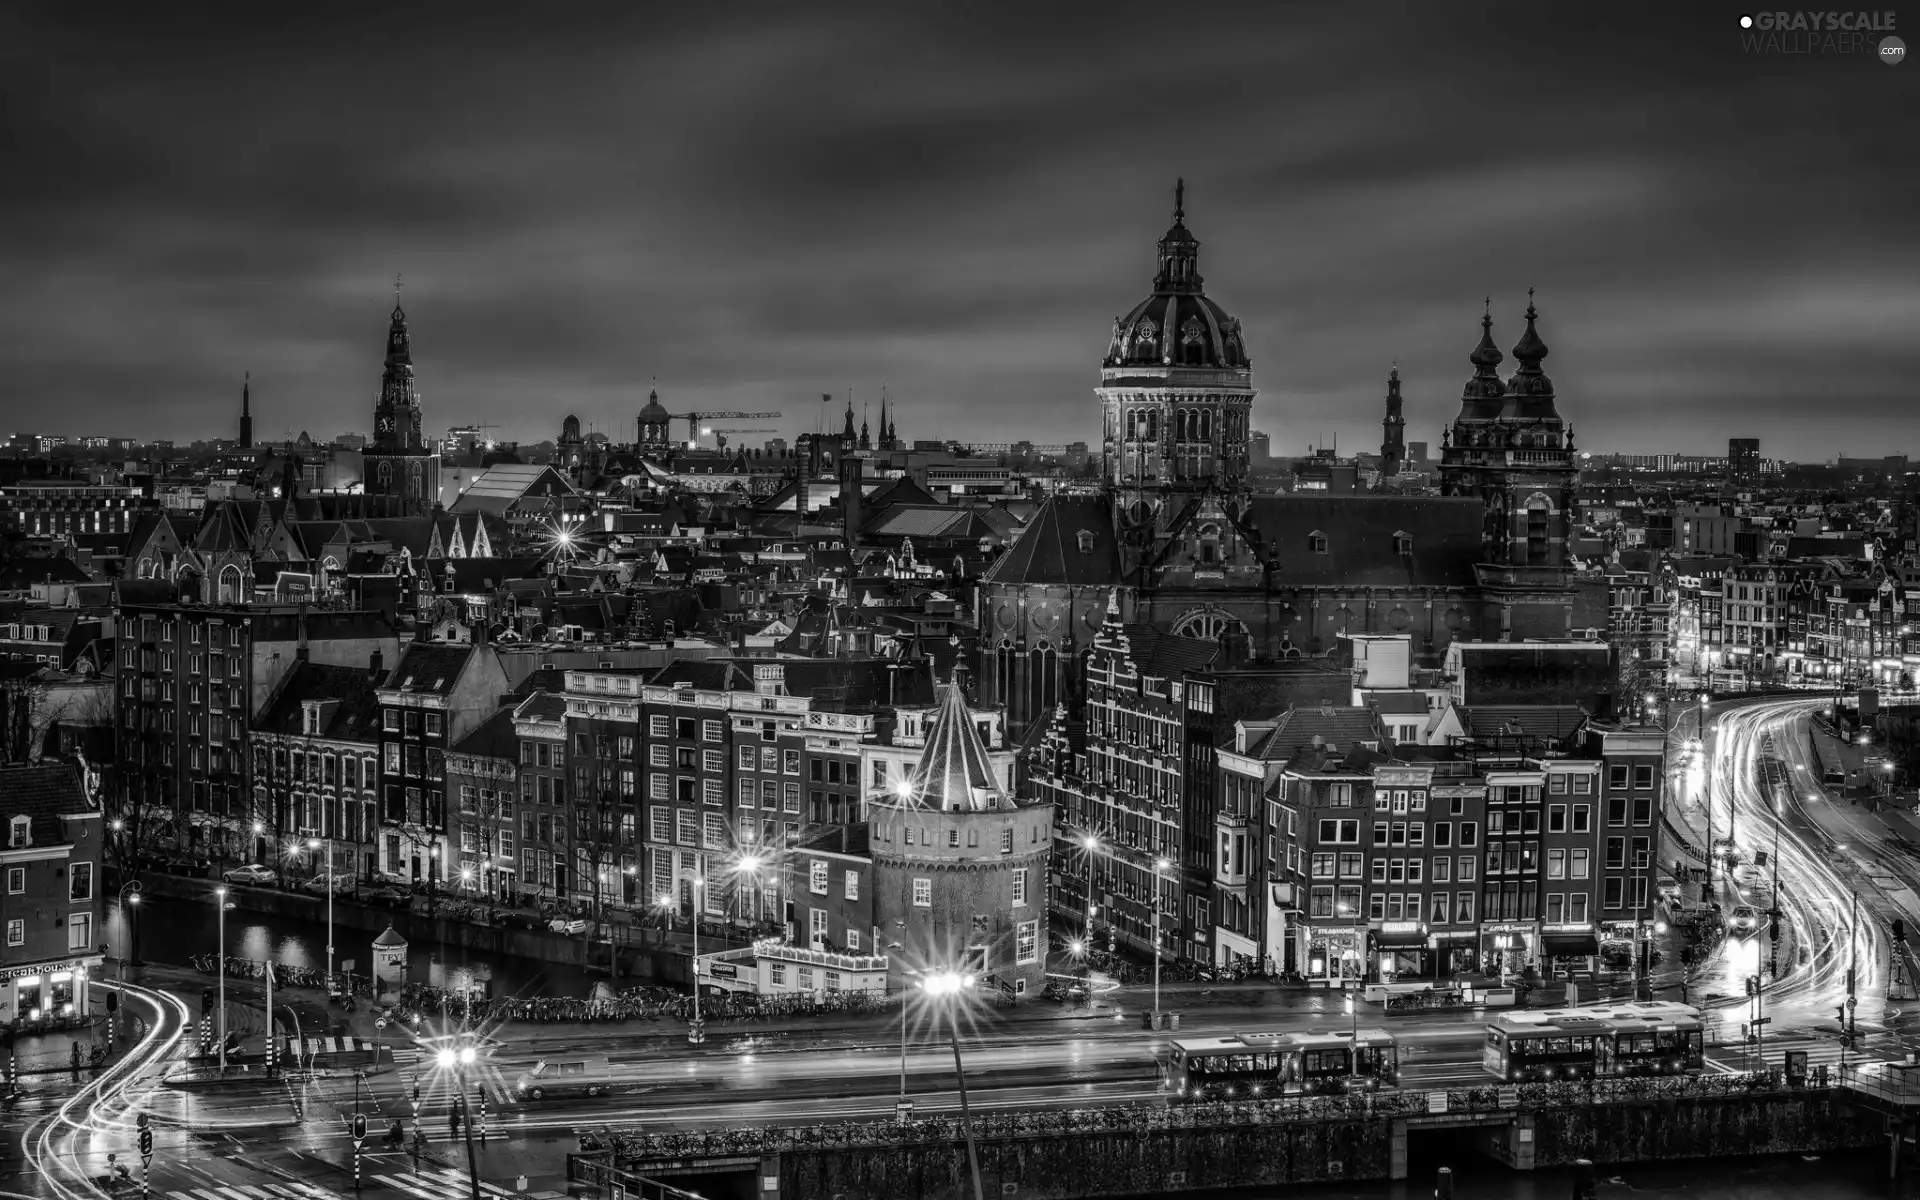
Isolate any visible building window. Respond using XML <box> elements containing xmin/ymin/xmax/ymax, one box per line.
<box><xmin>4</xmin><ymin>867</ymin><xmax>20</xmax><ymax>894</ymax></box>
<box><xmin>1016</xmin><ymin>919</ymin><xmax>1038</xmax><ymax>964</ymax></box>
<box><xmin>1571</xmin><ymin>805</ymin><xmax>1591</xmax><ymax>833</ymax></box>
<box><xmin>68</xmin><ymin>912</ymin><xmax>93</xmax><ymax>952</ymax></box>
<box><xmin>4</xmin><ymin>919</ymin><xmax>20</xmax><ymax>946</ymax></box>
<box><xmin>809</xmin><ymin>907</ymin><xmax>827</xmax><ymax>948</ymax></box>
<box><xmin>810</xmin><ymin>860</ymin><xmax>828</xmax><ymax>894</ymax></box>
<box><xmin>913</xmin><ymin>878</ymin><xmax>932</xmax><ymax>907</ymax></box>
<box><xmin>69</xmin><ymin>861</ymin><xmax>92</xmax><ymax>902</ymax></box>
<box><xmin>844</xmin><ymin>870</ymin><xmax>859</xmax><ymax>901</ymax></box>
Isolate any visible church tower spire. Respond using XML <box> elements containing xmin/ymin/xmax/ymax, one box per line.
<box><xmin>374</xmin><ymin>287</ymin><xmax>419</xmax><ymax>452</ymax></box>
<box><xmin>1379</xmin><ymin>365</ymin><xmax>1404</xmax><ymax>480</ymax></box>
<box><xmin>239</xmin><ymin>371</ymin><xmax>253</xmax><ymax>449</ymax></box>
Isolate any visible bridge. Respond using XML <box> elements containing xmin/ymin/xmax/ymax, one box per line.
<box><xmin>570</xmin><ymin>1069</ymin><xmax>1917</xmax><ymax>1199</ymax></box>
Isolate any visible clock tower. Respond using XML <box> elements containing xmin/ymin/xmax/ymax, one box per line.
<box><xmin>363</xmin><ymin>295</ymin><xmax>439</xmax><ymax>516</ymax></box>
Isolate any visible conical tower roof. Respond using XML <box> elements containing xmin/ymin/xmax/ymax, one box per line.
<box><xmin>903</xmin><ymin>683</ymin><xmax>1014</xmax><ymax>813</ymax></box>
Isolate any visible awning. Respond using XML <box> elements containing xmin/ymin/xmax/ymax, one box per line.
<box><xmin>1543</xmin><ymin>933</ymin><xmax>1599</xmax><ymax>957</ymax></box>
<box><xmin>1372</xmin><ymin>928</ymin><xmax>1429</xmax><ymax>950</ymax></box>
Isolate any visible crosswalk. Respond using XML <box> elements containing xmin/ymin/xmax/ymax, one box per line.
<box><xmin>161</xmin><ymin>1167</ymin><xmax>532</xmax><ymax>1200</ymax></box>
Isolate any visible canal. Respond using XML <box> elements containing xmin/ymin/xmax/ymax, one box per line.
<box><xmin>105</xmin><ymin>893</ymin><xmax>599</xmax><ymax>1000</ymax></box>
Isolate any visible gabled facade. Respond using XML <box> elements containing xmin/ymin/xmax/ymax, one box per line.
<box><xmin>0</xmin><ymin>762</ymin><xmax>104</xmax><ymax>1032</ymax></box>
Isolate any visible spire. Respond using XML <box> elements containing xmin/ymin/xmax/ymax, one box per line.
<box><xmin>1153</xmin><ymin>178</ymin><xmax>1202</xmax><ymax>293</ymax></box>
<box><xmin>1510</xmin><ymin>287</ymin><xmax>1549</xmax><ymax>369</ymax></box>
<box><xmin>1469</xmin><ymin>299</ymin><xmax>1502</xmax><ymax>374</ymax></box>
<box><xmin>900</xmin><ymin>682</ymin><xmax>1014</xmax><ymax>813</ymax></box>
<box><xmin>239</xmin><ymin>371</ymin><xmax>253</xmax><ymax>449</ymax></box>
<box><xmin>879</xmin><ymin>394</ymin><xmax>889</xmax><ymax>448</ymax></box>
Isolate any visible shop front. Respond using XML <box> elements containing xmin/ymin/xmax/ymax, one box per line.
<box><xmin>1481</xmin><ymin>922</ymin><xmax>1538</xmax><ymax>981</ymax></box>
<box><xmin>1369</xmin><ymin>920</ymin><xmax>1430</xmax><ymax>982</ymax></box>
<box><xmin>0</xmin><ymin>956</ymin><xmax>102</xmax><ymax>1032</ymax></box>
<box><xmin>1306</xmin><ymin>925</ymin><xmax>1364</xmax><ymax>987</ymax></box>
<box><xmin>1430</xmin><ymin>929</ymin><xmax>1480</xmax><ymax>977</ymax></box>
<box><xmin>1541</xmin><ymin>923</ymin><xmax>1600</xmax><ymax>977</ymax></box>
<box><xmin>1600</xmin><ymin>919</ymin><xmax>1646</xmax><ymax>972</ymax></box>
<box><xmin>1214</xmin><ymin>927</ymin><xmax>1261</xmax><ymax>974</ymax></box>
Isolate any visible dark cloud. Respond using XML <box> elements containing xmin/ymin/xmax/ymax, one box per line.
<box><xmin>1</xmin><ymin>1</ymin><xmax>1913</xmax><ymax>458</ymax></box>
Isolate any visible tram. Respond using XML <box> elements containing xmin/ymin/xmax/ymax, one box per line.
<box><xmin>1162</xmin><ymin>1029</ymin><xmax>1399</xmax><ymax>1101</ymax></box>
<box><xmin>1482</xmin><ymin>1003</ymin><xmax>1705</xmax><ymax>1082</ymax></box>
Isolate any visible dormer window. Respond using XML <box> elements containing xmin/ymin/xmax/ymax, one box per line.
<box><xmin>1076</xmin><ymin>529</ymin><xmax>1096</xmax><ymax>554</ymax></box>
<box><xmin>1393</xmin><ymin>530</ymin><xmax>1414</xmax><ymax>556</ymax></box>
<box><xmin>8</xmin><ymin>816</ymin><xmax>28</xmax><ymax>849</ymax></box>
<box><xmin>1309</xmin><ymin>530</ymin><xmax>1328</xmax><ymax>554</ymax></box>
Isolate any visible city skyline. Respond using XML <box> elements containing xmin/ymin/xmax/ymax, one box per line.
<box><xmin>4</xmin><ymin>4</ymin><xmax>1912</xmax><ymax>455</ymax></box>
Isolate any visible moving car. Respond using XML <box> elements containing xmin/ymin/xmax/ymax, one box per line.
<box><xmin>1727</xmin><ymin>905</ymin><xmax>1762</xmax><ymax>938</ymax></box>
<box><xmin>222</xmin><ymin>863</ymin><xmax>279</xmax><ymax>886</ymax></box>
<box><xmin>303</xmin><ymin>872</ymin><xmax>356</xmax><ymax>896</ymax></box>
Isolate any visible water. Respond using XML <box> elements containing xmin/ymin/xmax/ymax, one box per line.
<box><xmin>1123</xmin><ymin>1151</ymin><xmax>1920</xmax><ymax>1199</ymax></box>
<box><xmin>106</xmin><ymin>895</ymin><xmax>597</xmax><ymax>1000</ymax></box>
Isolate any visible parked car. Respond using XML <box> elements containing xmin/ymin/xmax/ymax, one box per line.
<box><xmin>549</xmin><ymin>917</ymin><xmax>589</xmax><ymax>935</ymax></box>
<box><xmin>222</xmin><ymin>863</ymin><xmax>279</xmax><ymax>886</ymax></box>
<box><xmin>302</xmin><ymin>872</ymin><xmax>356</xmax><ymax>896</ymax></box>
<box><xmin>361</xmin><ymin>886</ymin><xmax>409</xmax><ymax>907</ymax></box>
<box><xmin>1727</xmin><ymin>905</ymin><xmax>1762</xmax><ymax>938</ymax></box>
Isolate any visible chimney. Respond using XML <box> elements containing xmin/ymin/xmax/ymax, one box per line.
<box><xmin>369</xmin><ymin>649</ymin><xmax>384</xmax><ymax>679</ymax></box>
<box><xmin>1311</xmin><ymin>734</ymin><xmax>1324</xmax><ymax>748</ymax></box>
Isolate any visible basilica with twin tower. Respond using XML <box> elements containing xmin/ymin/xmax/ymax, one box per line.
<box><xmin>979</xmin><ymin>182</ymin><xmax>1583</xmax><ymax>738</ymax></box>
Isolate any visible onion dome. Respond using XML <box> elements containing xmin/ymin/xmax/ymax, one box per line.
<box><xmin>1456</xmin><ymin>300</ymin><xmax>1505</xmax><ymax>418</ymax></box>
<box><xmin>638</xmin><ymin>388</ymin><xmax>670</xmax><ymax>425</ymax></box>
<box><xmin>1503</xmin><ymin>289</ymin><xmax>1559</xmax><ymax>416</ymax></box>
<box><xmin>561</xmin><ymin>414</ymin><xmax>581</xmax><ymax>442</ymax></box>
<box><xmin>1104</xmin><ymin>179</ymin><xmax>1250</xmax><ymax>372</ymax></box>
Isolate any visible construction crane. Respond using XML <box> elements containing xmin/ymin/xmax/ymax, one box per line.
<box><xmin>664</xmin><ymin>411</ymin><xmax>782</xmax><ymax>445</ymax></box>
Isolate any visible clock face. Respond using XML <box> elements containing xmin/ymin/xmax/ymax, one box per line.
<box><xmin>379</xmin><ymin>417</ymin><xmax>393</xmax><ymax>433</ymax></box>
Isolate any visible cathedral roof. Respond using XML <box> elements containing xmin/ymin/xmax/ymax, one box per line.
<box><xmin>1240</xmin><ymin>495</ymin><xmax>1484</xmax><ymax>588</ymax></box>
<box><xmin>639</xmin><ymin>389</ymin><xmax>671</xmax><ymax>423</ymax></box>
<box><xmin>980</xmin><ymin>495</ymin><xmax>1121</xmax><ymax>588</ymax></box>
<box><xmin>900</xmin><ymin>682</ymin><xmax>1017</xmax><ymax>813</ymax></box>
<box><xmin>1102</xmin><ymin>181</ymin><xmax>1249</xmax><ymax>374</ymax></box>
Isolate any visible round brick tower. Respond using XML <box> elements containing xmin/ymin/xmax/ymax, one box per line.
<box><xmin>871</xmin><ymin>682</ymin><xmax>1053</xmax><ymax>999</ymax></box>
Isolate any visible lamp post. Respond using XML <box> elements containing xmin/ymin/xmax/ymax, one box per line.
<box><xmin>1080</xmin><ymin>833</ymin><xmax>1100</xmax><ymax>954</ymax></box>
<box><xmin>435</xmin><ymin>1042</ymin><xmax>483</xmax><ymax>1200</ymax></box>
<box><xmin>309</xmin><ymin>837</ymin><xmax>335</xmax><ymax>988</ymax></box>
<box><xmin>1151</xmin><ymin>856</ymin><xmax>1171</xmax><ymax>1029</ymax></box>
<box><xmin>213</xmin><ymin>886</ymin><xmax>233</xmax><ymax>1075</ymax></box>
<box><xmin>1700</xmin><ymin>697</ymin><xmax>1715</xmax><ymax>897</ymax></box>
<box><xmin>117</xmin><ymin>882</ymin><xmax>143</xmax><ymax>981</ymax></box>
<box><xmin>922</xmin><ymin>972</ymin><xmax>984</xmax><ymax>1200</ymax></box>
<box><xmin>688</xmin><ymin>871</ymin><xmax>706</xmax><ymax>1045</ymax></box>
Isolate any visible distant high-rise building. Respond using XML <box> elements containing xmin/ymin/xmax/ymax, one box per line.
<box><xmin>1251</xmin><ymin>430</ymin><xmax>1271</xmax><ymax>463</ymax></box>
<box><xmin>1727</xmin><ymin>437</ymin><xmax>1760</xmax><ymax>483</ymax></box>
<box><xmin>1407</xmin><ymin>440</ymin><xmax>1428</xmax><ymax>466</ymax></box>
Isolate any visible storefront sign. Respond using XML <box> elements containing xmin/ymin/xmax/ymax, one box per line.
<box><xmin>709</xmin><ymin>963</ymin><xmax>738</xmax><ymax>980</ymax></box>
<box><xmin>1541</xmin><ymin>923</ymin><xmax>1594</xmax><ymax>933</ymax></box>
<box><xmin>0</xmin><ymin>959</ymin><xmax>91</xmax><ymax>981</ymax></box>
<box><xmin>1379</xmin><ymin>921</ymin><xmax>1425</xmax><ymax>935</ymax></box>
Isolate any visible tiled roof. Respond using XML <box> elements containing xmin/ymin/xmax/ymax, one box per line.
<box><xmin>382</xmin><ymin>644</ymin><xmax>473</xmax><ymax>695</ymax></box>
<box><xmin>1455</xmin><ymin>705</ymin><xmax>1590</xmax><ymax>744</ymax></box>
<box><xmin>1121</xmin><ymin>623</ymin><xmax>1221</xmax><ymax>679</ymax></box>
<box><xmin>1252</xmin><ymin>705</ymin><xmax>1389</xmax><ymax>762</ymax></box>
<box><xmin>512</xmin><ymin>690</ymin><xmax>569</xmax><ymax>723</ymax></box>
<box><xmin>255</xmin><ymin>661</ymin><xmax>384</xmax><ymax>740</ymax></box>
<box><xmin>451</xmin><ymin>706</ymin><xmax>520</xmax><ymax>760</ymax></box>
<box><xmin>981</xmin><ymin>496</ymin><xmax>1121</xmax><ymax>587</ymax></box>
<box><xmin>1241</xmin><ymin>495</ymin><xmax>1483</xmax><ymax>587</ymax></box>
<box><xmin>0</xmin><ymin>762</ymin><xmax>90</xmax><ymax>844</ymax></box>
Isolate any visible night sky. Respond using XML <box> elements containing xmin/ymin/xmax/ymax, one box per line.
<box><xmin>2</xmin><ymin>2</ymin><xmax>1912</xmax><ymax>458</ymax></box>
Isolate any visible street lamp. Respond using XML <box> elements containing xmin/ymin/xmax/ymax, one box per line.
<box><xmin>1151</xmin><ymin>856</ymin><xmax>1171</xmax><ymax>1028</ymax></box>
<box><xmin>735</xmin><ymin>852</ymin><xmax>764</xmax><ymax>928</ymax></box>
<box><xmin>213</xmin><ymin>886</ymin><xmax>235</xmax><ymax>1074</ymax></box>
<box><xmin>922</xmin><ymin>971</ymin><xmax>984</xmax><ymax>1200</ymax></box>
<box><xmin>1700</xmin><ymin>697</ymin><xmax>1715</xmax><ymax>895</ymax></box>
<box><xmin>434</xmin><ymin>1041</ymin><xmax>484</xmax><ymax>1200</ymax></box>
<box><xmin>116</xmin><ymin>882</ymin><xmax>143</xmax><ymax>982</ymax></box>
<box><xmin>309</xmin><ymin>837</ymin><xmax>335</xmax><ymax>989</ymax></box>
<box><xmin>1080</xmin><ymin>833</ymin><xmax>1101</xmax><ymax>957</ymax></box>
<box><xmin>687</xmin><ymin>872</ymin><xmax>706</xmax><ymax>1045</ymax></box>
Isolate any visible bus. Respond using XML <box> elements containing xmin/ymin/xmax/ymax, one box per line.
<box><xmin>1162</xmin><ymin>1030</ymin><xmax>1399</xmax><ymax>1101</ymax></box>
<box><xmin>512</xmin><ymin>1056</ymin><xmax>640</xmax><ymax>1101</ymax></box>
<box><xmin>1482</xmin><ymin>1004</ymin><xmax>1706</xmax><ymax>1082</ymax></box>
<box><xmin>1482</xmin><ymin>1011</ymin><xmax>1608</xmax><ymax>1081</ymax></box>
<box><xmin>1592</xmin><ymin>1003</ymin><xmax>1705</xmax><ymax>1076</ymax></box>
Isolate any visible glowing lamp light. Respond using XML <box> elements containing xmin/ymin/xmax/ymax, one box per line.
<box><xmin>738</xmin><ymin>854</ymin><xmax>764</xmax><ymax>873</ymax></box>
<box><xmin>437</xmin><ymin>1048</ymin><xmax>455</xmax><ymax>1069</ymax></box>
<box><xmin>1068</xmin><ymin>939</ymin><xmax>1085</xmax><ymax>956</ymax></box>
<box><xmin>922</xmin><ymin>972</ymin><xmax>974</xmax><ymax>997</ymax></box>
<box><xmin>1154</xmin><ymin>857</ymin><xmax>1172</xmax><ymax>872</ymax></box>
<box><xmin>892</xmin><ymin>777</ymin><xmax>915</xmax><ymax>799</ymax></box>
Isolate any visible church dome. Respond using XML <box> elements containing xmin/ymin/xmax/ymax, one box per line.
<box><xmin>638</xmin><ymin>388</ymin><xmax>671</xmax><ymax>423</ymax></box>
<box><xmin>1103</xmin><ymin>180</ymin><xmax>1250</xmax><ymax>372</ymax></box>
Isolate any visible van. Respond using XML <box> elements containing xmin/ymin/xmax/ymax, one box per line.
<box><xmin>513</xmin><ymin>1056</ymin><xmax>635</xmax><ymax>1101</ymax></box>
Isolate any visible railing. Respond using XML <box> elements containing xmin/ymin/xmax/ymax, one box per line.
<box><xmin>1838</xmin><ymin>1061</ymin><xmax>1920</xmax><ymax>1105</ymax></box>
<box><xmin>601</xmin><ymin>1071</ymin><xmax>1806</xmax><ymax>1162</ymax></box>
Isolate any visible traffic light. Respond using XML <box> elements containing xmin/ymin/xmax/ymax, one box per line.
<box><xmin>1847</xmin><ymin>968</ymin><xmax>1857</xmax><ymax>995</ymax></box>
<box><xmin>1896</xmin><ymin>918</ymin><xmax>1908</xmax><ymax>943</ymax></box>
<box><xmin>350</xmin><ymin>1114</ymin><xmax>367</xmax><ymax>1143</ymax></box>
<box><xmin>1769</xmin><ymin>911</ymin><xmax>1781</xmax><ymax>937</ymax></box>
<box><xmin>138</xmin><ymin>1127</ymin><xmax>152</xmax><ymax>1158</ymax></box>
<box><xmin>105</xmin><ymin>992</ymin><xmax>117</xmax><ymax>1014</ymax></box>
<box><xmin>411</xmin><ymin>1081</ymin><xmax>422</xmax><ymax>1107</ymax></box>
<box><xmin>1839</xmin><ymin>1005</ymin><xmax>1849</xmax><ymax>1026</ymax></box>
<box><xmin>1745</xmin><ymin>976</ymin><xmax>1757</xmax><ymax>997</ymax></box>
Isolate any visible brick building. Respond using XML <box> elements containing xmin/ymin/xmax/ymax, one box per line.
<box><xmin>0</xmin><ymin>763</ymin><xmax>105</xmax><ymax>1032</ymax></box>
